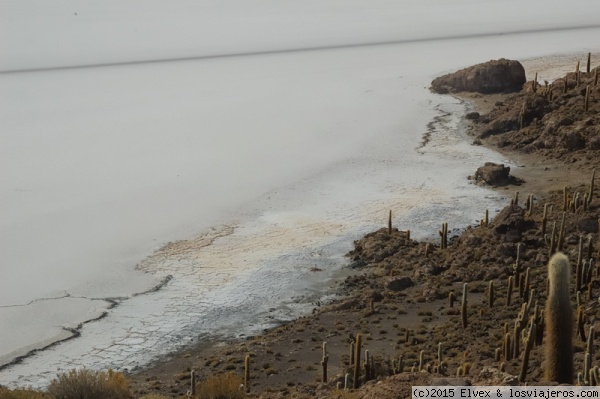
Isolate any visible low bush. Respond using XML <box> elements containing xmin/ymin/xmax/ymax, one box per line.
<box><xmin>46</xmin><ymin>368</ymin><xmax>132</xmax><ymax>399</ymax></box>
<box><xmin>194</xmin><ymin>372</ymin><xmax>244</xmax><ymax>399</ymax></box>
<box><xmin>0</xmin><ymin>386</ymin><xmax>50</xmax><ymax>399</ymax></box>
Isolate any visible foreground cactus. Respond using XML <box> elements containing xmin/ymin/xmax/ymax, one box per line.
<box><xmin>545</xmin><ymin>253</ymin><xmax>573</xmax><ymax>384</ymax></box>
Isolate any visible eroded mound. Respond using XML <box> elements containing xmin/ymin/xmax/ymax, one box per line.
<box><xmin>431</xmin><ymin>59</ymin><xmax>526</xmax><ymax>94</ymax></box>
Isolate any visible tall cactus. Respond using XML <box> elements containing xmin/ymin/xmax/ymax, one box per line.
<box><xmin>461</xmin><ymin>283</ymin><xmax>468</xmax><ymax>328</ymax></box>
<box><xmin>519</xmin><ymin>322</ymin><xmax>537</xmax><ymax>382</ymax></box>
<box><xmin>321</xmin><ymin>342</ymin><xmax>328</xmax><ymax>383</ymax></box>
<box><xmin>190</xmin><ymin>369</ymin><xmax>196</xmax><ymax>396</ymax></box>
<box><xmin>353</xmin><ymin>333</ymin><xmax>362</xmax><ymax>389</ymax></box>
<box><xmin>590</xmin><ymin>169</ymin><xmax>596</xmax><ymax>206</ymax></box>
<box><xmin>544</xmin><ymin>253</ymin><xmax>573</xmax><ymax>384</ymax></box>
<box><xmin>488</xmin><ymin>280</ymin><xmax>495</xmax><ymax>308</ymax></box>
<box><xmin>507</xmin><ymin>276</ymin><xmax>513</xmax><ymax>306</ymax></box>
<box><xmin>244</xmin><ymin>354</ymin><xmax>251</xmax><ymax>393</ymax></box>
<box><xmin>587</xmin><ymin>52</ymin><xmax>591</xmax><ymax>74</ymax></box>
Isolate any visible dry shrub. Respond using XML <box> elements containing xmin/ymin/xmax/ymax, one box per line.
<box><xmin>195</xmin><ymin>372</ymin><xmax>244</xmax><ymax>399</ymax></box>
<box><xmin>331</xmin><ymin>389</ymin><xmax>361</xmax><ymax>399</ymax></box>
<box><xmin>47</xmin><ymin>368</ymin><xmax>132</xmax><ymax>399</ymax></box>
<box><xmin>139</xmin><ymin>395</ymin><xmax>171</xmax><ymax>399</ymax></box>
<box><xmin>0</xmin><ymin>387</ymin><xmax>50</xmax><ymax>399</ymax></box>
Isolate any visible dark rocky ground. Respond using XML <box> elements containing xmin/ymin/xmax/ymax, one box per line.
<box><xmin>125</xmin><ymin>57</ymin><xmax>600</xmax><ymax>398</ymax></box>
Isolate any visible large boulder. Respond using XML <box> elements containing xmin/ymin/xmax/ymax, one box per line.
<box><xmin>472</xmin><ymin>162</ymin><xmax>513</xmax><ymax>185</ymax></box>
<box><xmin>431</xmin><ymin>58</ymin><xmax>526</xmax><ymax>94</ymax></box>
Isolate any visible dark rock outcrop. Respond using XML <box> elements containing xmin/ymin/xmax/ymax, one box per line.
<box><xmin>385</xmin><ymin>276</ymin><xmax>413</xmax><ymax>292</ymax></box>
<box><xmin>471</xmin><ymin>162</ymin><xmax>523</xmax><ymax>186</ymax></box>
<box><xmin>492</xmin><ymin>204</ymin><xmax>535</xmax><ymax>242</ymax></box>
<box><xmin>474</xmin><ymin>162</ymin><xmax>510</xmax><ymax>184</ymax></box>
<box><xmin>431</xmin><ymin>58</ymin><xmax>526</xmax><ymax>94</ymax></box>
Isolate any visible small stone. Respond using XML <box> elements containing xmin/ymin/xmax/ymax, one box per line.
<box><xmin>466</xmin><ymin>112</ymin><xmax>480</xmax><ymax>120</ymax></box>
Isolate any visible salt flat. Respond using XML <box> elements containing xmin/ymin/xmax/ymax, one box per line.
<box><xmin>1</xmin><ymin>0</ymin><xmax>599</xmax><ymax>388</ymax></box>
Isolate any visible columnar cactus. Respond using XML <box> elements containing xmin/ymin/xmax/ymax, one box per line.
<box><xmin>321</xmin><ymin>342</ymin><xmax>328</xmax><ymax>383</ymax></box>
<box><xmin>587</xmin><ymin>52</ymin><xmax>591</xmax><ymax>74</ymax></box>
<box><xmin>549</xmin><ymin>221</ymin><xmax>557</xmax><ymax>257</ymax></box>
<box><xmin>590</xmin><ymin>169</ymin><xmax>596</xmax><ymax>205</ymax></box>
<box><xmin>519</xmin><ymin>321</ymin><xmax>537</xmax><ymax>382</ymax></box>
<box><xmin>244</xmin><ymin>354</ymin><xmax>251</xmax><ymax>393</ymax></box>
<box><xmin>585</xmin><ymin>352</ymin><xmax>592</xmax><ymax>385</ymax></box>
<box><xmin>558</xmin><ymin>212</ymin><xmax>566</xmax><ymax>251</ymax></box>
<box><xmin>542</xmin><ymin>203</ymin><xmax>549</xmax><ymax>236</ymax></box>
<box><xmin>588</xmin><ymin>326</ymin><xmax>595</xmax><ymax>360</ymax></box>
<box><xmin>353</xmin><ymin>334</ymin><xmax>362</xmax><ymax>389</ymax></box>
<box><xmin>399</xmin><ymin>354</ymin><xmax>404</xmax><ymax>373</ymax></box>
<box><xmin>513</xmin><ymin>319</ymin><xmax>521</xmax><ymax>359</ymax></box>
<box><xmin>503</xmin><ymin>332</ymin><xmax>512</xmax><ymax>361</ymax></box>
<box><xmin>364</xmin><ymin>349</ymin><xmax>371</xmax><ymax>380</ymax></box>
<box><xmin>190</xmin><ymin>369</ymin><xmax>196</xmax><ymax>396</ymax></box>
<box><xmin>544</xmin><ymin>253</ymin><xmax>573</xmax><ymax>384</ymax></box>
<box><xmin>522</xmin><ymin>268</ymin><xmax>531</xmax><ymax>302</ymax></box>
<box><xmin>507</xmin><ymin>276</ymin><xmax>513</xmax><ymax>306</ymax></box>
<box><xmin>577</xmin><ymin>306</ymin><xmax>587</xmax><ymax>342</ymax></box>
<box><xmin>515</xmin><ymin>243</ymin><xmax>523</xmax><ymax>288</ymax></box>
<box><xmin>526</xmin><ymin>194</ymin><xmax>534</xmax><ymax>216</ymax></box>
<box><xmin>577</xmin><ymin>236</ymin><xmax>584</xmax><ymax>291</ymax></box>
<box><xmin>461</xmin><ymin>283</ymin><xmax>468</xmax><ymax>328</ymax></box>
<box><xmin>440</xmin><ymin>222</ymin><xmax>448</xmax><ymax>249</ymax></box>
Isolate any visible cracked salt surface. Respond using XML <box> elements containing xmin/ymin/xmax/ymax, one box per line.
<box><xmin>0</xmin><ymin>90</ymin><xmax>508</xmax><ymax>388</ymax></box>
